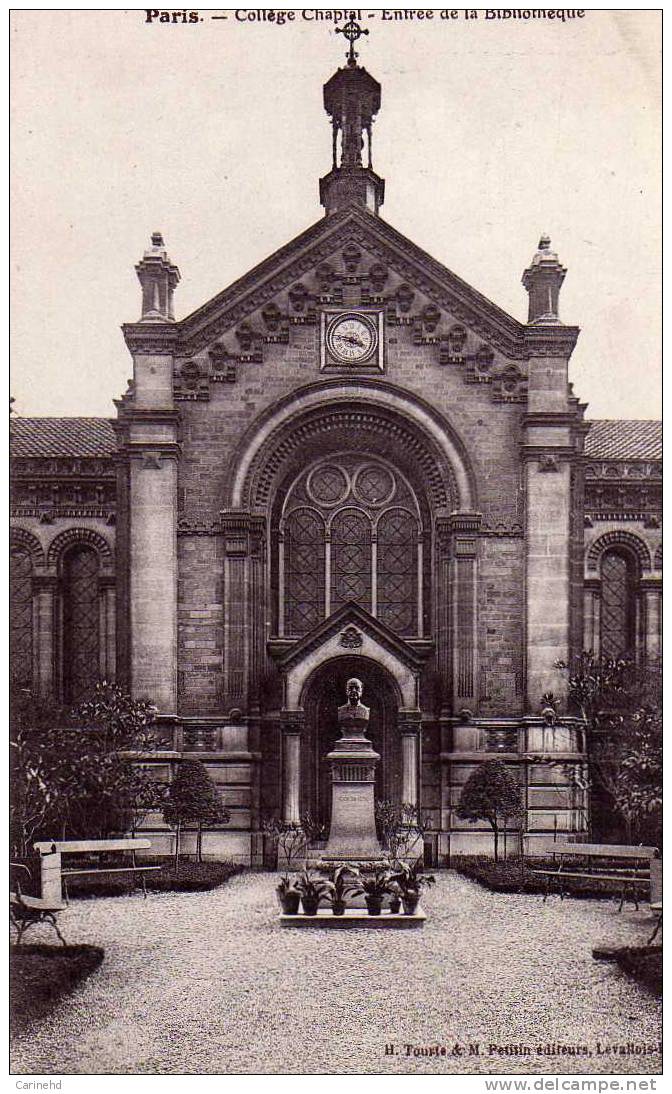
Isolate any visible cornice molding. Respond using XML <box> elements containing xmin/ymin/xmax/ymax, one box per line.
<box><xmin>171</xmin><ymin>210</ymin><xmax>536</xmax><ymax>358</ymax></box>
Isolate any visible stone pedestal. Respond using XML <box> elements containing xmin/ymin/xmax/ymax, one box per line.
<box><xmin>321</xmin><ymin>731</ymin><xmax>383</xmax><ymax>863</ymax></box>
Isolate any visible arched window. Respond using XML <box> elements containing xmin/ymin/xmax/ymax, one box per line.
<box><xmin>600</xmin><ymin>549</ymin><xmax>637</xmax><ymax>659</ymax></box>
<box><xmin>285</xmin><ymin>509</ymin><xmax>325</xmax><ymax>636</ymax></box>
<box><xmin>278</xmin><ymin>455</ymin><xmax>423</xmax><ymax>637</ymax></box>
<box><xmin>10</xmin><ymin>547</ymin><xmax>33</xmax><ymax>689</ymax></box>
<box><xmin>63</xmin><ymin>546</ymin><xmax>100</xmax><ymax>703</ymax></box>
<box><xmin>377</xmin><ymin>510</ymin><xmax>417</xmax><ymax>633</ymax></box>
<box><xmin>331</xmin><ymin>509</ymin><xmax>372</xmax><ymax>614</ymax></box>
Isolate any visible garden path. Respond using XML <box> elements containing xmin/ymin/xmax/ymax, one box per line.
<box><xmin>11</xmin><ymin>871</ymin><xmax>662</xmax><ymax>1075</ymax></box>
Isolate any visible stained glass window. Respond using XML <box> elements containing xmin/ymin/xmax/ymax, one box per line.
<box><xmin>331</xmin><ymin>510</ymin><xmax>372</xmax><ymax>613</ymax></box>
<box><xmin>285</xmin><ymin>509</ymin><xmax>325</xmax><ymax>636</ymax></box>
<box><xmin>600</xmin><ymin>550</ymin><xmax>636</xmax><ymax>659</ymax></box>
<box><xmin>10</xmin><ymin>548</ymin><xmax>33</xmax><ymax>689</ymax></box>
<box><xmin>63</xmin><ymin>546</ymin><xmax>100</xmax><ymax>703</ymax></box>
<box><xmin>377</xmin><ymin>510</ymin><xmax>417</xmax><ymax>633</ymax></box>
<box><xmin>280</xmin><ymin>456</ymin><xmax>422</xmax><ymax>636</ymax></box>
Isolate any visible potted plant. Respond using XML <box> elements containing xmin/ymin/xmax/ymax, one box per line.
<box><xmin>387</xmin><ymin>879</ymin><xmax>402</xmax><ymax>915</ymax></box>
<box><xmin>322</xmin><ymin>864</ymin><xmax>360</xmax><ymax>916</ymax></box>
<box><xmin>389</xmin><ymin>858</ymin><xmax>436</xmax><ymax>915</ymax></box>
<box><xmin>276</xmin><ymin>873</ymin><xmax>301</xmax><ymax>915</ymax></box>
<box><xmin>356</xmin><ymin>865</ymin><xmax>391</xmax><ymax>916</ymax></box>
<box><xmin>296</xmin><ymin>869</ymin><xmax>328</xmax><ymax>916</ymax></box>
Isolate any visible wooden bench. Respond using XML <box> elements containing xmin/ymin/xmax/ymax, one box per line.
<box><xmin>10</xmin><ymin>863</ymin><xmax>67</xmax><ymax>945</ymax></box>
<box><xmin>529</xmin><ymin>841</ymin><xmax>659</xmax><ymax>911</ymax></box>
<box><xmin>33</xmin><ymin>839</ymin><xmax>161</xmax><ymax>903</ymax></box>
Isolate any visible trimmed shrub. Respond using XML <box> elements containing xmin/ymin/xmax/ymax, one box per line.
<box><xmin>10</xmin><ymin>944</ymin><xmax>104</xmax><ymax>1034</ymax></box>
<box><xmin>452</xmin><ymin>855</ymin><xmax>641</xmax><ymax>899</ymax></box>
<box><xmin>163</xmin><ymin>760</ymin><xmax>230</xmax><ymax>866</ymax></box>
<box><xmin>62</xmin><ymin>857</ymin><xmax>243</xmax><ymax>898</ymax></box>
<box><xmin>456</xmin><ymin>760</ymin><xmax>523</xmax><ymax>862</ymax></box>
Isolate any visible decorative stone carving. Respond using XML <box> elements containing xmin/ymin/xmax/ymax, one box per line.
<box><xmin>339</xmin><ymin>625</ymin><xmax>363</xmax><ymax>649</ymax></box>
<box><xmin>46</xmin><ymin>527</ymin><xmax>113</xmax><ymax>569</ymax></box>
<box><xmin>396</xmin><ymin>282</ymin><xmax>415</xmax><ymax>313</ymax></box>
<box><xmin>315</xmin><ymin>263</ymin><xmax>335</xmax><ymax>293</ymax></box>
<box><xmin>342</xmin><ymin>243</ymin><xmax>362</xmax><ymax>273</ymax></box>
<box><xmin>261</xmin><ymin>301</ymin><xmax>282</xmax><ymax>331</ymax></box>
<box><xmin>289</xmin><ymin>283</ymin><xmax>310</xmax><ymax>312</ymax></box>
<box><xmin>10</xmin><ymin>527</ymin><xmax>45</xmax><ymax>566</ymax></box>
<box><xmin>538</xmin><ymin>453</ymin><xmax>560</xmax><ymax>473</ymax></box>
<box><xmin>422</xmin><ymin>303</ymin><xmax>441</xmax><ymax>332</ymax></box>
<box><xmin>586</xmin><ymin>531</ymin><xmax>652</xmax><ymax>572</ymax></box>
<box><xmin>368</xmin><ymin>263</ymin><xmax>388</xmax><ymax>292</ymax></box>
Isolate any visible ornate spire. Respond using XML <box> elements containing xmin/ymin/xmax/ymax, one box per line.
<box><xmin>135</xmin><ymin>232</ymin><xmax>180</xmax><ymax>323</ymax></box>
<box><xmin>522</xmin><ymin>236</ymin><xmax>567</xmax><ymax>325</ymax></box>
<box><xmin>319</xmin><ymin>13</ymin><xmax>385</xmax><ymax>216</ymax></box>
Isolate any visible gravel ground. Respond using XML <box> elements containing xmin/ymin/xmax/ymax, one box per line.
<box><xmin>11</xmin><ymin>871</ymin><xmax>662</xmax><ymax>1076</ymax></box>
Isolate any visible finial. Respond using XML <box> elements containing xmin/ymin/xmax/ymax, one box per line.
<box><xmin>151</xmin><ymin>231</ymin><xmax>165</xmax><ymax>249</ymax></box>
<box><xmin>336</xmin><ymin>11</ymin><xmax>369</xmax><ymax>66</ymax></box>
<box><xmin>538</xmin><ymin>234</ymin><xmax>551</xmax><ymax>251</ymax></box>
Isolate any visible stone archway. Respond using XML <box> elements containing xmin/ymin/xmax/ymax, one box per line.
<box><xmin>300</xmin><ymin>655</ymin><xmax>402</xmax><ymax>831</ymax></box>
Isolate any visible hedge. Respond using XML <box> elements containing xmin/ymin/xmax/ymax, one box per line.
<box><xmin>452</xmin><ymin>855</ymin><xmax>639</xmax><ymax>899</ymax></box>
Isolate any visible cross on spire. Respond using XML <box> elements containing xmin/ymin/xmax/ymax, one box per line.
<box><xmin>336</xmin><ymin>11</ymin><xmax>369</xmax><ymax>66</ymax></box>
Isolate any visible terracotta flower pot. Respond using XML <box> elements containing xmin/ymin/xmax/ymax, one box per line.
<box><xmin>278</xmin><ymin>890</ymin><xmax>300</xmax><ymax>915</ymax></box>
<box><xmin>402</xmin><ymin>894</ymin><xmax>419</xmax><ymax>916</ymax></box>
<box><xmin>332</xmin><ymin>899</ymin><xmax>346</xmax><ymax>916</ymax></box>
<box><xmin>302</xmin><ymin>897</ymin><xmax>320</xmax><ymax>916</ymax></box>
<box><xmin>365</xmin><ymin>895</ymin><xmax>383</xmax><ymax>916</ymax></box>
<box><xmin>389</xmin><ymin>895</ymin><xmax>401</xmax><ymax>914</ymax></box>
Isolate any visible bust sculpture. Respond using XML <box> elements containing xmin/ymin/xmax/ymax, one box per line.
<box><xmin>337</xmin><ymin>677</ymin><xmax>370</xmax><ymax>737</ymax></box>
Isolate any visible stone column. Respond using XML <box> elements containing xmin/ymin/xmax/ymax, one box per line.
<box><xmin>220</xmin><ymin>513</ymin><xmax>267</xmax><ymax>708</ymax></box>
<box><xmin>281</xmin><ymin>713</ymin><xmax>303</xmax><ymax>825</ymax></box>
<box><xmin>399</xmin><ymin>713</ymin><xmax>422</xmax><ymax>807</ymax></box>
<box><xmin>450</xmin><ymin>513</ymin><xmax>481</xmax><ymax>708</ymax></box>
<box><xmin>127</xmin><ymin>430</ymin><xmax>179</xmax><ymax>711</ymax></box>
<box><xmin>32</xmin><ymin>575</ymin><xmax>56</xmax><ymax>698</ymax></box>
<box><xmin>642</xmin><ymin>580</ymin><xmax>662</xmax><ymax>661</ymax></box>
<box><xmin>521</xmin><ymin>242</ymin><xmax>580</xmax><ymax>708</ymax></box>
<box><xmin>99</xmin><ymin>577</ymin><xmax>116</xmax><ymax>682</ymax></box>
<box><xmin>524</xmin><ymin>441</ymin><xmax>573</xmax><ymax>705</ymax></box>
<box><xmin>583</xmin><ymin>579</ymin><xmax>600</xmax><ymax>654</ymax></box>
<box><xmin>435</xmin><ymin>518</ymin><xmax>452</xmax><ymax>715</ymax></box>
<box><xmin>122</xmin><ymin>237</ymin><xmax>181</xmax><ymax>713</ymax></box>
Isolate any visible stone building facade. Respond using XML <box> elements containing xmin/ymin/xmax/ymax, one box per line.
<box><xmin>10</xmin><ymin>47</ymin><xmax>661</xmax><ymax>862</ymax></box>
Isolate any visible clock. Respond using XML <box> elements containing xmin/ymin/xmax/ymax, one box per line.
<box><xmin>325</xmin><ymin>312</ymin><xmax>379</xmax><ymax>365</ymax></box>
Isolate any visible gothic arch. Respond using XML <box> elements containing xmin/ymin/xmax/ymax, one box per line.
<box><xmin>653</xmin><ymin>543</ymin><xmax>662</xmax><ymax>571</ymax></box>
<box><xmin>227</xmin><ymin>380</ymin><xmax>477</xmax><ymax>514</ymax></box>
<box><xmin>10</xmin><ymin>527</ymin><xmax>45</xmax><ymax>567</ymax></box>
<box><xmin>586</xmin><ymin>531</ymin><xmax>651</xmax><ymax>573</ymax></box>
<box><xmin>47</xmin><ymin>528</ymin><xmax>114</xmax><ymax>570</ymax></box>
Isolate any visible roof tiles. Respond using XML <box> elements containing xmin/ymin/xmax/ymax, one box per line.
<box><xmin>10</xmin><ymin>418</ymin><xmax>116</xmax><ymax>458</ymax></box>
<box><xmin>585</xmin><ymin>420</ymin><xmax>661</xmax><ymax>461</ymax></box>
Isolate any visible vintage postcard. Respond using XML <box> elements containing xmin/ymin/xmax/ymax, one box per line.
<box><xmin>10</xmin><ymin>7</ymin><xmax>661</xmax><ymax>1083</ymax></box>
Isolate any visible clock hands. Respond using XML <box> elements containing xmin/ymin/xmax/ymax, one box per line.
<box><xmin>334</xmin><ymin>331</ymin><xmax>366</xmax><ymax>348</ymax></box>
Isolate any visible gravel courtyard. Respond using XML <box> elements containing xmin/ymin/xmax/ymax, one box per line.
<box><xmin>11</xmin><ymin>871</ymin><xmax>662</xmax><ymax>1076</ymax></box>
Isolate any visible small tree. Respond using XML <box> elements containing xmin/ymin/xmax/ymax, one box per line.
<box><xmin>10</xmin><ymin>682</ymin><xmax>163</xmax><ymax>853</ymax></box>
<box><xmin>556</xmin><ymin>653</ymin><xmax>662</xmax><ymax>843</ymax></box>
<box><xmin>163</xmin><ymin>760</ymin><xmax>229</xmax><ymax>867</ymax></box>
<box><xmin>456</xmin><ymin>759</ymin><xmax>524</xmax><ymax>862</ymax></box>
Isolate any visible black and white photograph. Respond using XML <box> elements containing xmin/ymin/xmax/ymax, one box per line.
<box><xmin>9</xmin><ymin>7</ymin><xmax>662</xmax><ymax>1080</ymax></box>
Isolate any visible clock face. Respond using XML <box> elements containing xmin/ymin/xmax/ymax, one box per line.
<box><xmin>326</xmin><ymin>314</ymin><xmax>378</xmax><ymax>364</ymax></box>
